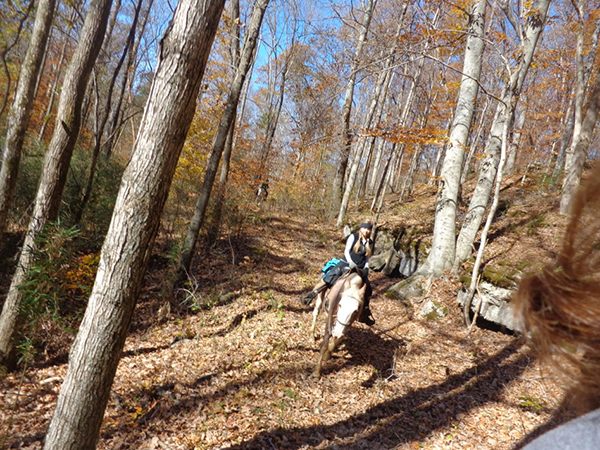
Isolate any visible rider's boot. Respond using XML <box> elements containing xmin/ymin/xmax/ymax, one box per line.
<box><xmin>359</xmin><ymin>306</ymin><xmax>375</xmax><ymax>326</ymax></box>
<box><xmin>300</xmin><ymin>283</ymin><xmax>326</xmax><ymax>306</ymax></box>
<box><xmin>300</xmin><ymin>290</ymin><xmax>318</xmax><ymax>306</ymax></box>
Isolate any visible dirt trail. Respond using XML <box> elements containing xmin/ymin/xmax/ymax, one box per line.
<box><xmin>1</xmin><ymin>209</ymin><xmax>571</xmax><ymax>449</ymax></box>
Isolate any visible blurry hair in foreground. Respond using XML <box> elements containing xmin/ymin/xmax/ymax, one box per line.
<box><xmin>513</xmin><ymin>162</ymin><xmax>600</xmax><ymax>412</ymax></box>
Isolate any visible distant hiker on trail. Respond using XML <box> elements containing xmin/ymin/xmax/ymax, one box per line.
<box><xmin>256</xmin><ymin>179</ymin><xmax>269</xmax><ymax>205</ymax></box>
<box><xmin>301</xmin><ymin>221</ymin><xmax>376</xmax><ymax>326</ymax></box>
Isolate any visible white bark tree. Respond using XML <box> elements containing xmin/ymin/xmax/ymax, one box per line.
<box><xmin>330</xmin><ymin>0</ymin><xmax>377</xmax><ymax>213</ymax></box>
<box><xmin>43</xmin><ymin>0</ymin><xmax>225</xmax><ymax>447</ymax></box>
<box><xmin>453</xmin><ymin>0</ymin><xmax>552</xmax><ymax>270</ymax></box>
<box><xmin>336</xmin><ymin>19</ymin><xmax>403</xmax><ymax>227</ymax></box>
<box><xmin>417</xmin><ymin>0</ymin><xmax>486</xmax><ymax>277</ymax></box>
<box><xmin>560</xmin><ymin>4</ymin><xmax>600</xmax><ymax>214</ymax></box>
<box><xmin>559</xmin><ymin>71</ymin><xmax>600</xmax><ymax>215</ymax></box>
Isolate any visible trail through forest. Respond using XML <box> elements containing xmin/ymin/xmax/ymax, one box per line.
<box><xmin>1</xmin><ymin>182</ymin><xmax>577</xmax><ymax>449</ymax></box>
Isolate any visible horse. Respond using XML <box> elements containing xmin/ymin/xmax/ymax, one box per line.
<box><xmin>311</xmin><ymin>268</ymin><xmax>367</xmax><ymax>379</ymax></box>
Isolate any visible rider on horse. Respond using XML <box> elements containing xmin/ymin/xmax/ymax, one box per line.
<box><xmin>301</xmin><ymin>221</ymin><xmax>375</xmax><ymax>325</ymax></box>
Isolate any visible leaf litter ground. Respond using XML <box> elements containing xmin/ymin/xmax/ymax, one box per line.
<box><xmin>1</xmin><ymin>177</ymin><xmax>579</xmax><ymax>449</ymax></box>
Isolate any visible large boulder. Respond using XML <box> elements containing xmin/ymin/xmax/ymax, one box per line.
<box><xmin>369</xmin><ymin>248</ymin><xmax>403</xmax><ymax>276</ymax></box>
<box><xmin>457</xmin><ymin>282</ymin><xmax>521</xmax><ymax>332</ymax></box>
<box><xmin>372</xmin><ymin>228</ymin><xmax>420</xmax><ymax>277</ymax></box>
<box><xmin>386</xmin><ymin>274</ymin><xmax>429</xmax><ymax>301</ymax></box>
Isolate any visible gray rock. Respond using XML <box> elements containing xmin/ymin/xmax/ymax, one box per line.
<box><xmin>457</xmin><ymin>282</ymin><xmax>521</xmax><ymax>332</ymax></box>
<box><xmin>399</xmin><ymin>253</ymin><xmax>418</xmax><ymax>277</ymax></box>
<box><xmin>387</xmin><ymin>274</ymin><xmax>428</xmax><ymax>301</ymax></box>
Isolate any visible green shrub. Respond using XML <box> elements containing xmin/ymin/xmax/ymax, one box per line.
<box><xmin>16</xmin><ymin>222</ymin><xmax>99</xmax><ymax>365</ymax></box>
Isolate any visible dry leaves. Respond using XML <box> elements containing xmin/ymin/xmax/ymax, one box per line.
<box><xmin>0</xmin><ymin>181</ymin><xmax>575</xmax><ymax>449</ymax></box>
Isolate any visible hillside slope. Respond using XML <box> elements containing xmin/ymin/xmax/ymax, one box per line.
<box><xmin>1</xmin><ymin>176</ymin><xmax>575</xmax><ymax>449</ymax></box>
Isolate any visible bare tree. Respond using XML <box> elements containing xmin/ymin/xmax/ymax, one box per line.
<box><xmin>205</xmin><ymin>0</ymin><xmax>242</xmax><ymax>245</ymax></box>
<box><xmin>417</xmin><ymin>0</ymin><xmax>486</xmax><ymax>277</ymax></box>
<box><xmin>43</xmin><ymin>0</ymin><xmax>225</xmax><ymax>447</ymax></box>
<box><xmin>0</xmin><ymin>0</ymin><xmax>114</xmax><ymax>368</ymax></box>
<box><xmin>38</xmin><ymin>6</ymin><xmax>79</xmax><ymax>140</ymax></box>
<box><xmin>74</xmin><ymin>0</ymin><xmax>145</xmax><ymax>223</ymax></box>
<box><xmin>330</xmin><ymin>0</ymin><xmax>377</xmax><ymax>213</ymax></box>
<box><xmin>176</xmin><ymin>0</ymin><xmax>270</xmax><ymax>285</ymax></box>
<box><xmin>0</xmin><ymin>0</ymin><xmax>57</xmax><ymax>238</ymax></box>
<box><xmin>560</xmin><ymin>3</ymin><xmax>600</xmax><ymax>213</ymax></box>
<box><xmin>336</xmin><ymin>18</ymin><xmax>404</xmax><ymax>226</ymax></box>
<box><xmin>453</xmin><ymin>0</ymin><xmax>552</xmax><ymax>270</ymax></box>
<box><xmin>560</xmin><ymin>71</ymin><xmax>600</xmax><ymax>215</ymax></box>
<box><xmin>0</xmin><ymin>0</ymin><xmax>35</xmax><ymax>118</ymax></box>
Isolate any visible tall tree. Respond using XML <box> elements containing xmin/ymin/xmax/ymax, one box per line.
<box><xmin>104</xmin><ymin>0</ymin><xmax>156</xmax><ymax>158</ymax></box>
<box><xmin>37</xmin><ymin>6</ymin><xmax>78</xmax><ymax>141</ymax></box>
<box><xmin>0</xmin><ymin>0</ymin><xmax>57</xmax><ymax>238</ymax></box>
<box><xmin>205</xmin><ymin>0</ymin><xmax>242</xmax><ymax>242</ymax></box>
<box><xmin>176</xmin><ymin>0</ymin><xmax>270</xmax><ymax>285</ymax></box>
<box><xmin>42</xmin><ymin>0</ymin><xmax>225</xmax><ymax>447</ymax></box>
<box><xmin>559</xmin><ymin>71</ymin><xmax>600</xmax><ymax>215</ymax></box>
<box><xmin>74</xmin><ymin>0</ymin><xmax>145</xmax><ymax>223</ymax></box>
<box><xmin>560</xmin><ymin>3</ymin><xmax>600</xmax><ymax>213</ymax></box>
<box><xmin>554</xmin><ymin>16</ymin><xmax>600</xmax><ymax>178</ymax></box>
<box><xmin>0</xmin><ymin>0</ymin><xmax>34</xmax><ymax>118</ymax></box>
<box><xmin>0</xmin><ymin>0</ymin><xmax>114</xmax><ymax>368</ymax></box>
<box><xmin>453</xmin><ymin>0</ymin><xmax>552</xmax><ymax>270</ymax></box>
<box><xmin>336</xmin><ymin>18</ymin><xmax>404</xmax><ymax>226</ymax></box>
<box><xmin>330</xmin><ymin>0</ymin><xmax>377</xmax><ymax>213</ymax></box>
<box><xmin>417</xmin><ymin>0</ymin><xmax>486</xmax><ymax>277</ymax></box>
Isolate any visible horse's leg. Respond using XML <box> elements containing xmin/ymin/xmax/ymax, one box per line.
<box><xmin>322</xmin><ymin>336</ymin><xmax>341</xmax><ymax>362</ymax></box>
<box><xmin>311</xmin><ymin>291</ymin><xmax>325</xmax><ymax>342</ymax></box>
<box><xmin>313</xmin><ymin>333</ymin><xmax>344</xmax><ymax>379</ymax></box>
<box><xmin>313</xmin><ymin>331</ymin><xmax>330</xmax><ymax>379</ymax></box>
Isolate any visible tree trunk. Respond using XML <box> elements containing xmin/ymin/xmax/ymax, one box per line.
<box><xmin>206</xmin><ymin>0</ymin><xmax>242</xmax><ymax>244</ymax></box>
<box><xmin>43</xmin><ymin>1</ymin><xmax>225</xmax><ymax>448</ymax></box>
<box><xmin>560</xmin><ymin>5</ymin><xmax>600</xmax><ymax>184</ymax></box>
<box><xmin>560</xmin><ymin>72</ymin><xmax>600</xmax><ymax>215</ymax></box>
<box><xmin>74</xmin><ymin>0</ymin><xmax>144</xmax><ymax>224</ymax></box>
<box><xmin>104</xmin><ymin>0</ymin><xmax>155</xmax><ymax>158</ymax></box>
<box><xmin>552</xmin><ymin>91</ymin><xmax>575</xmax><ymax>178</ymax></box>
<box><xmin>504</xmin><ymin>93</ymin><xmax>528</xmax><ymax>175</ymax></box>
<box><xmin>371</xmin><ymin>143</ymin><xmax>401</xmax><ymax>212</ymax></box>
<box><xmin>460</xmin><ymin>97</ymin><xmax>489</xmax><ymax>185</ymax></box>
<box><xmin>0</xmin><ymin>0</ymin><xmax>35</xmax><ymax>119</ymax></box>
<box><xmin>563</xmin><ymin>0</ymin><xmax>588</xmax><ymax>176</ymax></box>
<box><xmin>373</xmin><ymin>147</ymin><xmax>395</xmax><ymax>225</ymax></box>
<box><xmin>0</xmin><ymin>0</ymin><xmax>56</xmax><ymax>238</ymax></box>
<box><xmin>463</xmin><ymin>88</ymin><xmax>511</xmax><ymax>327</ymax></box>
<box><xmin>177</xmin><ymin>0</ymin><xmax>270</xmax><ymax>284</ymax></box>
<box><xmin>330</xmin><ymin>0</ymin><xmax>377</xmax><ymax>212</ymax></box>
<box><xmin>38</xmin><ymin>7</ymin><xmax>78</xmax><ymax>140</ymax></box>
<box><xmin>258</xmin><ymin>58</ymin><xmax>288</xmax><ymax>174</ymax></box>
<box><xmin>0</xmin><ymin>0</ymin><xmax>114</xmax><ymax>369</ymax></box>
<box><xmin>336</xmin><ymin>33</ymin><xmax>396</xmax><ymax>226</ymax></box>
<box><xmin>453</xmin><ymin>0</ymin><xmax>552</xmax><ymax>270</ymax></box>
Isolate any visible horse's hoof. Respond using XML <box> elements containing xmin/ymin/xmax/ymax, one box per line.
<box><xmin>312</xmin><ymin>370</ymin><xmax>321</xmax><ymax>379</ymax></box>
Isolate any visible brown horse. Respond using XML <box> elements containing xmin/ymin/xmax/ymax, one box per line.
<box><xmin>311</xmin><ymin>269</ymin><xmax>367</xmax><ymax>378</ymax></box>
